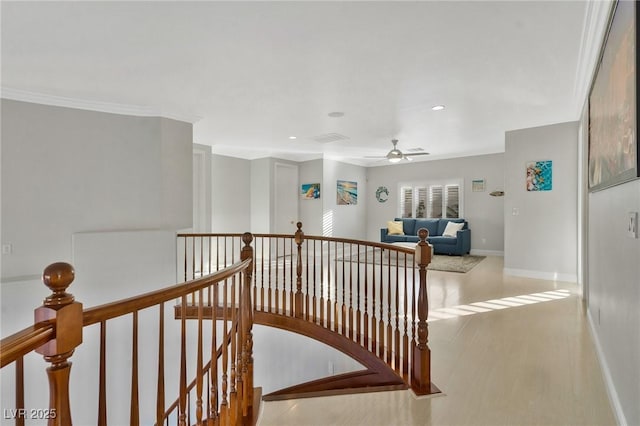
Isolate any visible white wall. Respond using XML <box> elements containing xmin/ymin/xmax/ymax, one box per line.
<box><xmin>250</xmin><ymin>158</ymin><xmax>271</xmax><ymax>233</ymax></box>
<box><xmin>298</xmin><ymin>159</ymin><xmax>324</xmax><ymax>236</ymax></box>
<box><xmin>1</xmin><ymin>99</ymin><xmax>194</xmax><ymax>425</ymax></box>
<box><xmin>366</xmin><ymin>153</ymin><xmax>505</xmax><ymax>253</ymax></box>
<box><xmin>323</xmin><ymin>159</ymin><xmax>367</xmax><ymax>239</ymax></box>
<box><xmin>588</xmin><ymin>179</ymin><xmax>640</xmax><ymax>426</ymax></box>
<box><xmin>0</xmin><ymin>99</ymin><xmax>193</xmax><ymax>280</ymax></box>
<box><xmin>212</xmin><ymin>154</ymin><xmax>251</xmax><ymax>232</ymax></box>
<box><xmin>504</xmin><ymin>122</ymin><xmax>578</xmax><ymax>281</ymax></box>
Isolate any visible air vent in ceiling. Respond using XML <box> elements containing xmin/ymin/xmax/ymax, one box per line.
<box><xmin>312</xmin><ymin>133</ymin><xmax>350</xmax><ymax>144</ymax></box>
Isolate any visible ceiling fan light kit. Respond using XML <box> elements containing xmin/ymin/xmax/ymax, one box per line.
<box><xmin>377</xmin><ymin>139</ymin><xmax>430</xmax><ymax>163</ymax></box>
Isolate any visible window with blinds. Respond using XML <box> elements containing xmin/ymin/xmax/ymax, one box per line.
<box><xmin>398</xmin><ymin>181</ymin><xmax>462</xmax><ymax>219</ymax></box>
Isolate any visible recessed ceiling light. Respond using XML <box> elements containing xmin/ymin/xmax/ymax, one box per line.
<box><xmin>432</xmin><ymin>105</ymin><xmax>445</xmax><ymax>111</ymax></box>
<box><xmin>328</xmin><ymin>111</ymin><xmax>345</xmax><ymax>118</ymax></box>
<box><xmin>289</xmin><ymin>136</ymin><xmax>297</xmax><ymax>139</ymax></box>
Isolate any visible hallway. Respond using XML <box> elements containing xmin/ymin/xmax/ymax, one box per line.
<box><xmin>257</xmin><ymin>256</ymin><xmax>616</xmax><ymax>426</ymax></box>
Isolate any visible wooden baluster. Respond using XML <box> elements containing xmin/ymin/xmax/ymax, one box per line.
<box><xmin>35</xmin><ymin>262</ymin><xmax>82</xmax><ymax>426</ymax></box>
<box><xmin>341</xmin><ymin>241</ymin><xmax>347</xmax><ymax>336</ymax></box>
<box><xmin>16</xmin><ymin>357</ymin><xmax>24</xmax><ymax>426</ymax></box>
<box><xmin>241</xmin><ymin>233</ymin><xmax>254</xmax><ymax>417</ymax></box>
<box><xmin>200</xmin><ymin>237</ymin><xmax>204</xmax><ymax>277</ymax></box>
<box><xmin>220</xmin><ymin>279</ymin><xmax>229</xmax><ymax>426</ymax></box>
<box><xmin>192</xmin><ymin>237</ymin><xmax>196</xmax><ymax>280</ymax></box>
<box><xmin>403</xmin><ymin>256</ymin><xmax>409</xmax><ymax>378</ymax></box>
<box><xmin>130</xmin><ymin>311</ymin><xmax>139</xmax><ymax>426</ymax></box>
<box><xmin>412</xmin><ymin>228</ymin><xmax>433</xmax><ymax>395</ymax></box>
<box><xmin>179</xmin><ymin>295</ymin><xmax>187</xmax><ymax>426</ymax></box>
<box><xmin>229</xmin><ymin>276</ymin><xmax>237</xmax><ymax>426</ymax></box>
<box><xmin>387</xmin><ymin>252</ymin><xmax>394</xmax><ymax>365</ymax></box>
<box><xmin>371</xmin><ymin>248</ymin><xmax>377</xmax><ymax>354</ymax></box>
<box><xmin>260</xmin><ymin>237</ymin><xmax>265</xmax><ymax>312</ymax></box>
<box><xmin>156</xmin><ymin>304</ymin><xmax>165</xmax><ymax>426</ymax></box>
<box><xmin>348</xmin><ymin>243</ymin><xmax>353</xmax><ymax>340</ymax></box>
<box><xmin>282</xmin><ymin>238</ymin><xmax>287</xmax><ymax>315</ymax></box>
<box><xmin>356</xmin><ymin>244</ymin><xmax>361</xmax><ymax>344</ymax></box>
<box><xmin>363</xmin><ymin>247</ymin><xmax>369</xmax><ymax>350</ymax></box>
<box><xmin>334</xmin><ymin>241</ymin><xmax>339</xmax><ymax>333</ymax></box>
<box><xmin>274</xmin><ymin>238</ymin><xmax>279</xmax><ymax>314</ymax></box>
<box><xmin>209</xmin><ymin>284</ymin><xmax>219</xmax><ymax>424</ymax></box>
<box><xmin>289</xmin><ymin>237</ymin><xmax>294</xmax><ymax>315</ymax></box>
<box><xmin>320</xmin><ymin>241</ymin><xmax>325</xmax><ymax>327</ymax></box>
<box><xmin>312</xmin><ymin>240</ymin><xmax>317</xmax><ymax>323</ymax></box>
<box><xmin>327</xmin><ymin>242</ymin><xmax>332</xmax><ymax>329</ymax></box>
<box><xmin>196</xmin><ymin>289</ymin><xmax>204</xmax><ymax>425</ymax></box>
<box><xmin>183</xmin><ymin>237</ymin><xmax>188</xmax><ymax>282</ymax></box>
<box><xmin>305</xmin><ymin>239</ymin><xmax>310</xmax><ymax>321</ymax></box>
<box><xmin>98</xmin><ymin>321</ymin><xmax>107</xmax><ymax>426</ymax></box>
<box><xmin>394</xmin><ymin>253</ymin><xmax>401</xmax><ymax>373</ymax></box>
<box><xmin>378</xmin><ymin>249</ymin><xmax>385</xmax><ymax>359</ymax></box>
<box><xmin>294</xmin><ymin>222</ymin><xmax>304</xmax><ymax>318</ymax></box>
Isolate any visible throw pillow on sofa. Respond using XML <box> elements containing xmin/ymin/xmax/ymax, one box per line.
<box><xmin>387</xmin><ymin>221</ymin><xmax>405</xmax><ymax>235</ymax></box>
<box><xmin>442</xmin><ymin>221</ymin><xmax>464</xmax><ymax>237</ymax></box>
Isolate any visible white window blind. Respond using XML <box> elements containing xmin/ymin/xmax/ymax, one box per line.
<box><xmin>445</xmin><ymin>185</ymin><xmax>459</xmax><ymax>218</ymax></box>
<box><xmin>400</xmin><ymin>187</ymin><xmax>413</xmax><ymax>218</ymax></box>
<box><xmin>428</xmin><ymin>186</ymin><xmax>443</xmax><ymax>218</ymax></box>
<box><xmin>415</xmin><ymin>187</ymin><xmax>427</xmax><ymax>218</ymax></box>
<box><xmin>398</xmin><ymin>181</ymin><xmax>462</xmax><ymax>219</ymax></box>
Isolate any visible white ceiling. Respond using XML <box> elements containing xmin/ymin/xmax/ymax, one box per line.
<box><xmin>1</xmin><ymin>1</ymin><xmax>610</xmax><ymax>166</ymax></box>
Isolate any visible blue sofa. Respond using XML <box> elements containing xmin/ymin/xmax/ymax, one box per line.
<box><xmin>380</xmin><ymin>218</ymin><xmax>471</xmax><ymax>256</ymax></box>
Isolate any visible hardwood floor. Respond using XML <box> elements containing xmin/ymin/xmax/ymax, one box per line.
<box><xmin>256</xmin><ymin>256</ymin><xmax>616</xmax><ymax>426</ymax></box>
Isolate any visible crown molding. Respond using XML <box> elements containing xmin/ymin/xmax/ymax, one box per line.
<box><xmin>572</xmin><ymin>0</ymin><xmax>615</xmax><ymax>117</ymax></box>
<box><xmin>0</xmin><ymin>87</ymin><xmax>202</xmax><ymax>123</ymax></box>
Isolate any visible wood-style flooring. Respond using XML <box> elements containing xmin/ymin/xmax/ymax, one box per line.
<box><xmin>256</xmin><ymin>256</ymin><xmax>616</xmax><ymax>426</ymax></box>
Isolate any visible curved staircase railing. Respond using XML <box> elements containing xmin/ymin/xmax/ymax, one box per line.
<box><xmin>0</xmin><ymin>223</ymin><xmax>437</xmax><ymax>425</ymax></box>
<box><xmin>177</xmin><ymin>222</ymin><xmax>438</xmax><ymax>399</ymax></box>
<box><xmin>0</xmin><ymin>234</ymin><xmax>256</xmax><ymax>426</ymax></box>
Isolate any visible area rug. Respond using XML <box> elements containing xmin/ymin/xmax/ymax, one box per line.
<box><xmin>337</xmin><ymin>248</ymin><xmax>485</xmax><ymax>273</ymax></box>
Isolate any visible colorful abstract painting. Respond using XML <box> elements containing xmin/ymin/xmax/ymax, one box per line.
<box><xmin>526</xmin><ymin>161</ymin><xmax>552</xmax><ymax>191</ymax></box>
<box><xmin>588</xmin><ymin>0</ymin><xmax>638</xmax><ymax>191</ymax></box>
<box><xmin>336</xmin><ymin>180</ymin><xmax>357</xmax><ymax>205</ymax></box>
<box><xmin>301</xmin><ymin>183</ymin><xmax>320</xmax><ymax>199</ymax></box>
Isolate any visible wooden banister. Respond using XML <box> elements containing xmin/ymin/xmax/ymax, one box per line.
<box><xmin>177</xmin><ymin>222</ymin><xmax>439</xmax><ymax>400</ymax></box>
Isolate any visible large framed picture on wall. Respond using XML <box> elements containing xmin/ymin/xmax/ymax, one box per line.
<box><xmin>588</xmin><ymin>0</ymin><xmax>639</xmax><ymax>192</ymax></box>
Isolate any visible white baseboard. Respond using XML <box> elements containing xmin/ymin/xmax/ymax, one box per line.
<box><xmin>470</xmin><ymin>249</ymin><xmax>504</xmax><ymax>256</ymax></box>
<box><xmin>503</xmin><ymin>267</ymin><xmax>577</xmax><ymax>283</ymax></box>
<box><xmin>587</xmin><ymin>310</ymin><xmax>628</xmax><ymax>426</ymax></box>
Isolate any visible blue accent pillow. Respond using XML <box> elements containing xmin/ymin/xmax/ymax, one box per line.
<box><xmin>414</xmin><ymin>219</ymin><xmax>439</xmax><ymax>237</ymax></box>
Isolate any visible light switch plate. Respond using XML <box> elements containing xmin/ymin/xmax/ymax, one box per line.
<box><xmin>629</xmin><ymin>212</ymin><xmax>638</xmax><ymax>239</ymax></box>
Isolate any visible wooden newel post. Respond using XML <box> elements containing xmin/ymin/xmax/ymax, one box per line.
<box><xmin>240</xmin><ymin>233</ymin><xmax>254</xmax><ymax>416</ymax></box>
<box><xmin>412</xmin><ymin>229</ymin><xmax>433</xmax><ymax>395</ymax></box>
<box><xmin>294</xmin><ymin>222</ymin><xmax>304</xmax><ymax>319</ymax></box>
<box><xmin>35</xmin><ymin>262</ymin><xmax>83</xmax><ymax>426</ymax></box>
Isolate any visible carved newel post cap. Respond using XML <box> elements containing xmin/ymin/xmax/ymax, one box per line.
<box><xmin>42</xmin><ymin>262</ymin><xmax>75</xmax><ymax>306</ymax></box>
<box><xmin>242</xmin><ymin>232</ymin><xmax>253</xmax><ymax>246</ymax></box>
<box><xmin>296</xmin><ymin>221</ymin><xmax>303</xmax><ymax>231</ymax></box>
<box><xmin>418</xmin><ymin>228</ymin><xmax>429</xmax><ymax>241</ymax></box>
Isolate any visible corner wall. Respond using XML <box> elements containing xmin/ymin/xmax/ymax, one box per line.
<box><xmin>504</xmin><ymin>122</ymin><xmax>579</xmax><ymax>281</ymax></box>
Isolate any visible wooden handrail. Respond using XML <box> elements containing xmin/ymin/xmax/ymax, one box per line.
<box><xmin>0</xmin><ymin>322</ymin><xmax>55</xmax><ymax>368</ymax></box>
<box><xmin>82</xmin><ymin>258</ymin><xmax>250</xmax><ymax>327</ymax></box>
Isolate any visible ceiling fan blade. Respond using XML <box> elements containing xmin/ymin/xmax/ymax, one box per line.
<box><xmin>405</xmin><ymin>152</ymin><xmax>430</xmax><ymax>157</ymax></box>
<box><xmin>364</xmin><ymin>155</ymin><xmax>387</xmax><ymax>159</ymax></box>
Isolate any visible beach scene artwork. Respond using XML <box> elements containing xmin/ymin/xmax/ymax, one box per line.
<box><xmin>301</xmin><ymin>183</ymin><xmax>320</xmax><ymax>199</ymax></box>
<box><xmin>337</xmin><ymin>180</ymin><xmax>357</xmax><ymax>205</ymax></box>
<box><xmin>526</xmin><ymin>160</ymin><xmax>552</xmax><ymax>191</ymax></box>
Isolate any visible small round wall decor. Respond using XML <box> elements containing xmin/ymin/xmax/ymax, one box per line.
<box><xmin>376</xmin><ymin>186</ymin><xmax>389</xmax><ymax>203</ymax></box>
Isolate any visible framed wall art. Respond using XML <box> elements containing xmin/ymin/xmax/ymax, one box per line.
<box><xmin>472</xmin><ymin>179</ymin><xmax>485</xmax><ymax>192</ymax></box>
<box><xmin>588</xmin><ymin>0</ymin><xmax>639</xmax><ymax>191</ymax></box>
<box><xmin>526</xmin><ymin>161</ymin><xmax>552</xmax><ymax>191</ymax></box>
<box><xmin>336</xmin><ymin>180</ymin><xmax>357</xmax><ymax>205</ymax></box>
<box><xmin>301</xmin><ymin>183</ymin><xmax>320</xmax><ymax>199</ymax></box>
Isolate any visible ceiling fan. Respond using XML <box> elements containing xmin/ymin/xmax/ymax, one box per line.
<box><xmin>366</xmin><ymin>139</ymin><xmax>430</xmax><ymax>163</ymax></box>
